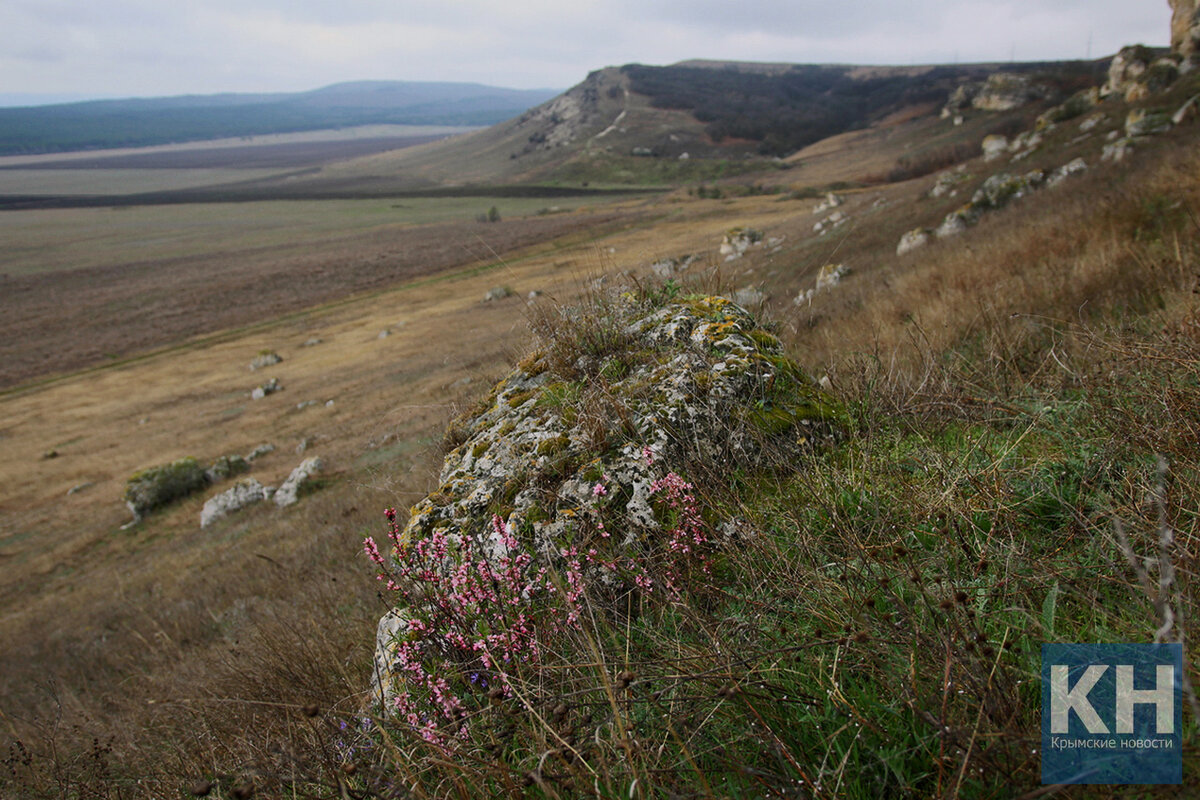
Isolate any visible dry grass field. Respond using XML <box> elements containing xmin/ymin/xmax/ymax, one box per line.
<box><xmin>0</xmin><ymin>200</ymin><xmax>655</xmax><ymax>388</ymax></box>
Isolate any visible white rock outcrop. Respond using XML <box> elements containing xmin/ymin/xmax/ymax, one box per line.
<box><xmin>897</xmin><ymin>228</ymin><xmax>932</xmax><ymax>256</ymax></box>
<box><xmin>981</xmin><ymin>134</ymin><xmax>1009</xmax><ymax>161</ymax></box>
<box><xmin>274</xmin><ymin>457</ymin><xmax>323</xmax><ymax>508</ymax></box>
<box><xmin>201</xmin><ymin>478</ymin><xmax>269</xmax><ymax>528</ymax></box>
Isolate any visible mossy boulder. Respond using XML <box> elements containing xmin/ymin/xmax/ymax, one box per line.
<box><xmin>374</xmin><ymin>294</ymin><xmax>846</xmax><ymax>707</ymax></box>
<box><xmin>393</xmin><ymin>294</ymin><xmax>844</xmax><ymax>564</ymax></box>
<box><xmin>124</xmin><ymin>457</ymin><xmax>210</xmax><ymax>520</ymax></box>
<box><xmin>206</xmin><ymin>454</ymin><xmax>249</xmax><ymax>483</ymax></box>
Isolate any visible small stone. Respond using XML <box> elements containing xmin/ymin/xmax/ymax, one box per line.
<box><xmin>981</xmin><ymin>134</ymin><xmax>1009</xmax><ymax>161</ymax></box>
<box><xmin>249</xmin><ymin>351</ymin><xmax>282</xmax><ymax>371</ymax></box>
<box><xmin>246</xmin><ymin>443</ymin><xmax>275</xmax><ymax>461</ymax></box>
<box><xmin>1047</xmin><ymin>158</ymin><xmax>1087</xmax><ymax>187</ymax></box>
<box><xmin>251</xmin><ymin>378</ymin><xmax>280</xmax><ymax>400</ymax></box>
<box><xmin>815</xmin><ymin>263</ymin><xmax>849</xmax><ymax>291</ymax></box>
<box><xmin>897</xmin><ymin>228</ymin><xmax>931</xmax><ymax>256</ymax></box>
<box><xmin>205</xmin><ymin>454</ymin><xmax>249</xmax><ymax>483</ymax></box>
<box><xmin>483</xmin><ymin>286</ymin><xmax>514</xmax><ymax>302</ymax></box>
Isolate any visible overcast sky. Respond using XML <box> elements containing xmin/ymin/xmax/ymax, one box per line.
<box><xmin>0</xmin><ymin>1</ymin><xmax>1172</xmax><ymax>105</ymax></box>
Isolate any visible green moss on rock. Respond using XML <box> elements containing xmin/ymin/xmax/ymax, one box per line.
<box><xmin>124</xmin><ymin>457</ymin><xmax>211</xmax><ymax>519</ymax></box>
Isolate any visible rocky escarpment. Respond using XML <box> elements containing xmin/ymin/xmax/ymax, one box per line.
<box><xmin>371</xmin><ymin>295</ymin><xmax>844</xmax><ymax>710</ymax></box>
<box><xmin>506</xmin><ymin>68</ymin><xmax>621</xmax><ymax>159</ymax></box>
<box><xmin>1173</xmin><ymin>0</ymin><xmax>1200</xmax><ymax>62</ymax></box>
<box><xmin>941</xmin><ymin>72</ymin><xmax>1055</xmax><ymax>118</ymax></box>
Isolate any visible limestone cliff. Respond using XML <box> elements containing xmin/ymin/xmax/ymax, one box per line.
<box><xmin>1172</xmin><ymin>0</ymin><xmax>1200</xmax><ymax>59</ymax></box>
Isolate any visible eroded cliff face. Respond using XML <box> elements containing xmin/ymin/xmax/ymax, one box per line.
<box><xmin>1172</xmin><ymin>0</ymin><xmax>1200</xmax><ymax>58</ymax></box>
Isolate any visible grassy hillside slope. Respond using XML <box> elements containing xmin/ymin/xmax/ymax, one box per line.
<box><xmin>1</xmin><ymin>55</ymin><xmax>1198</xmax><ymax>799</ymax></box>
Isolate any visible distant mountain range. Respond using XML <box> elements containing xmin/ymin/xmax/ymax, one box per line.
<box><xmin>0</xmin><ymin>81</ymin><xmax>562</xmax><ymax>155</ymax></box>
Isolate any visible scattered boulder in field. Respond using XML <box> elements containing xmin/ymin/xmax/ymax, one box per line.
<box><xmin>936</xmin><ymin>205</ymin><xmax>979</xmax><ymax>238</ymax></box>
<box><xmin>1126</xmin><ymin>108</ymin><xmax>1173</xmax><ymax>137</ymax></box>
<box><xmin>251</xmin><ymin>378</ymin><xmax>281</xmax><ymax>400</ymax></box>
<box><xmin>124</xmin><ymin>457</ymin><xmax>210</xmax><ymax>522</ymax></box>
<box><xmin>813</xmin><ymin>210</ymin><xmax>848</xmax><ymax>235</ymax></box>
<box><xmin>200</xmin><ymin>478</ymin><xmax>269</xmax><ymax>528</ymax></box>
<box><xmin>929</xmin><ymin>169</ymin><xmax>969</xmax><ymax>198</ymax></box>
<box><xmin>1102</xmin><ymin>138</ymin><xmax>1137</xmax><ymax>163</ymax></box>
<box><xmin>1047</xmin><ymin>158</ymin><xmax>1088</xmax><ymax>187</ymax></box>
<box><xmin>815</xmin><ymin>263</ymin><xmax>849</xmax><ymax>291</ymax></box>
<box><xmin>1007</xmin><ymin>131</ymin><xmax>1043</xmax><ymax>161</ymax></box>
<box><xmin>981</xmin><ymin>134</ymin><xmax>1009</xmax><ymax>161</ymax></box>
<box><xmin>811</xmin><ymin>192</ymin><xmax>844</xmax><ymax>214</ymax></box>
<box><xmin>650</xmin><ymin>255</ymin><xmax>697</xmax><ymax>277</ymax></box>
<box><xmin>249</xmin><ymin>351</ymin><xmax>282</xmax><ymax>371</ymax></box>
<box><xmin>274</xmin><ymin>457</ymin><xmax>324</xmax><ymax>508</ymax></box>
<box><xmin>942</xmin><ymin>83</ymin><xmax>979</xmax><ymax>116</ymax></box>
<box><xmin>1175</xmin><ymin>94</ymin><xmax>1200</xmax><ymax>125</ymax></box>
<box><xmin>206</xmin><ymin>454</ymin><xmax>249</xmax><ymax>483</ymax></box>
<box><xmin>1037</xmin><ymin>87</ymin><xmax>1100</xmax><ymax>129</ymax></box>
<box><xmin>897</xmin><ymin>228</ymin><xmax>932</xmax><ymax>256</ymax></box>
<box><xmin>246</xmin><ymin>443</ymin><xmax>275</xmax><ymax>462</ymax></box>
<box><xmin>731</xmin><ymin>287</ymin><xmax>767</xmax><ymax>307</ymax></box>
<box><xmin>301</xmin><ymin>337</ymin><xmax>323</xmax><ymax>347</ymax></box>
<box><xmin>719</xmin><ymin>228</ymin><xmax>762</xmax><ymax>260</ymax></box>
<box><xmin>971</xmin><ymin>171</ymin><xmax>1044</xmax><ymax>211</ymax></box>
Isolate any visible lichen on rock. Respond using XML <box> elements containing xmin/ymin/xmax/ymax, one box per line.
<box><xmin>371</xmin><ymin>294</ymin><xmax>845</xmax><ymax>709</ymax></box>
<box><xmin>274</xmin><ymin>457</ymin><xmax>323</xmax><ymax>508</ymax></box>
<box><xmin>200</xmin><ymin>478</ymin><xmax>269</xmax><ymax>528</ymax></box>
<box><xmin>124</xmin><ymin>457</ymin><xmax>210</xmax><ymax>521</ymax></box>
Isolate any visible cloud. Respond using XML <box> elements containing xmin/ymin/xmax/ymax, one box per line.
<box><xmin>0</xmin><ymin>0</ymin><xmax>1174</xmax><ymax>99</ymax></box>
